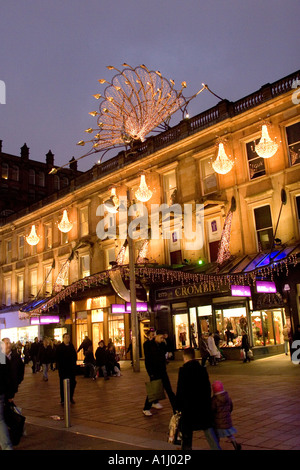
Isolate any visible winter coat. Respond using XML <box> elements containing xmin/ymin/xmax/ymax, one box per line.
<box><xmin>84</xmin><ymin>350</ymin><xmax>96</xmax><ymax>365</ymax></box>
<box><xmin>199</xmin><ymin>337</ymin><xmax>210</xmax><ymax>358</ymax></box>
<box><xmin>207</xmin><ymin>336</ymin><xmax>218</xmax><ymax>356</ymax></box>
<box><xmin>95</xmin><ymin>346</ymin><xmax>107</xmax><ymax>367</ymax></box>
<box><xmin>144</xmin><ymin>339</ymin><xmax>167</xmax><ymax>379</ymax></box>
<box><xmin>38</xmin><ymin>345</ymin><xmax>53</xmax><ymax>364</ymax></box>
<box><xmin>211</xmin><ymin>391</ymin><xmax>233</xmax><ymax>429</ymax></box>
<box><xmin>5</xmin><ymin>350</ymin><xmax>25</xmax><ymax>400</ymax></box>
<box><xmin>241</xmin><ymin>334</ymin><xmax>250</xmax><ymax>352</ymax></box>
<box><xmin>55</xmin><ymin>342</ymin><xmax>77</xmax><ymax>377</ymax></box>
<box><xmin>175</xmin><ymin>359</ymin><xmax>213</xmax><ymax>431</ymax></box>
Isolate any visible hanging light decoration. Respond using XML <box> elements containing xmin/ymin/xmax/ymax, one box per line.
<box><xmin>135</xmin><ymin>174</ymin><xmax>152</xmax><ymax>202</ymax></box>
<box><xmin>26</xmin><ymin>225</ymin><xmax>40</xmax><ymax>246</ymax></box>
<box><xmin>104</xmin><ymin>187</ymin><xmax>119</xmax><ymax>213</ymax></box>
<box><xmin>212</xmin><ymin>142</ymin><xmax>234</xmax><ymax>175</ymax></box>
<box><xmin>58</xmin><ymin>210</ymin><xmax>73</xmax><ymax>233</ymax></box>
<box><xmin>255</xmin><ymin>124</ymin><xmax>279</xmax><ymax>159</ymax></box>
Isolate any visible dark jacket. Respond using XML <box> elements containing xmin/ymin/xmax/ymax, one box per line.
<box><xmin>175</xmin><ymin>359</ymin><xmax>213</xmax><ymax>431</ymax></box>
<box><xmin>144</xmin><ymin>339</ymin><xmax>167</xmax><ymax>378</ymax></box>
<box><xmin>77</xmin><ymin>338</ymin><xmax>92</xmax><ymax>355</ymax></box>
<box><xmin>211</xmin><ymin>391</ymin><xmax>233</xmax><ymax>429</ymax></box>
<box><xmin>55</xmin><ymin>342</ymin><xmax>77</xmax><ymax>377</ymax></box>
<box><xmin>30</xmin><ymin>341</ymin><xmax>40</xmax><ymax>358</ymax></box>
<box><xmin>84</xmin><ymin>350</ymin><xmax>96</xmax><ymax>365</ymax></box>
<box><xmin>38</xmin><ymin>345</ymin><xmax>53</xmax><ymax>364</ymax></box>
<box><xmin>95</xmin><ymin>346</ymin><xmax>107</xmax><ymax>367</ymax></box>
<box><xmin>5</xmin><ymin>350</ymin><xmax>25</xmax><ymax>400</ymax></box>
<box><xmin>242</xmin><ymin>334</ymin><xmax>250</xmax><ymax>352</ymax></box>
<box><xmin>0</xmin><ymin>363</ymin><xmax>8</xmax><ymax>396</ymax></box>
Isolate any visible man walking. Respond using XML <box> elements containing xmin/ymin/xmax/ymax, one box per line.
<box><xmin>0</xmin><ymin>340</ymin><xmax>13</xmax><ymax>450</ymax></box>
<box><xmin>56</xmin><ymin>333</ymin><xmax>77</xmax><ymax>405</ymax></box>
<box><xmin>143</xmin><ymin>329</ymin><xmax>176</xmax><ymax>416</ymax></box>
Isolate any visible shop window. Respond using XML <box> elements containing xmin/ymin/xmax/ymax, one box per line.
<box><xmin>173</xmin><ymin>313</ymin><xmax>190</xmax><ymax>349</ymax></box>
<box><xmin>79</xmin><ymin>206</ymin><xmax>89</xmax><ymax>237</ymax></box>
<box><xmin>286</xmin><ymin>121</ymin><xmax>300</xmax><ymax>166</ymax></box>
<box><xmin>197</xmin><ymin>305</ymin><xmax>213</xmax><ymax>335</ymax></box>
<box><xmin>80</xmin><ymin>254</ymin><xmax>90</xmax><ymax>278</ymax></box>
<box><xmin>215</xmin><ymin>306</ymin><xmax>248</xmax><ymax>347</ymax></box>
<box><xmin>108</xmin><ymin>314</ymin><xmax>125</xmax><ymax>358</ymax></box>
<box><xmin>201</xmin><ymin>157</ymin><xmax>218</xmax><ymax>195</ymax></box>
<box><xmin>17</xmin><ymin>273</ymin><xmax>24</xmax><ymax>304</ymax></box>
<box><xmin>76</xmin><ymin>312</ymin><xmax>88</xmax><ymax>361</ymax></box>
<box><xmin>246</xmin><ymin>140</ymin><xmax>266</xmax><ymax>180</ymax></box>
<box><xmin>254</xmin><ymin>205</ymin><xmax>273</xmax><ymax>251</ymax></box>
<box><xmin>163</xmin><ymin>171</ymin><xmax>177</xmax><ymax>205</ymax></box>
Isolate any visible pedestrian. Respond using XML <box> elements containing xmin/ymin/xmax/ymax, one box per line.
<box><xmin>38</xmin><ymin>338</ymin><xmax>52</xmax><ymax>382</ymax></box>
<box><xmin>2</xmin><ymin>338</ymin><xmax>25</xmax><ymax>402</ymax></box>
<box><xmin>211</xmin><ymin>380</ymin><xmax>241</xmax><ymax>450</ymax></box>
<box><xmin>207</xmin><ymin>333</ymin><xmax>219</xmax><ymax>366</ymax></box>
<box><xmin>143</xmin><ymin>329</ymin><xmax>176</xmax><ymax>417</ymax></box>
<box><xmin>106</xmin><ymin>344</ymin><xmax>121</xmax><ymax>376</ymax></box>
<box><xmin>77</xmin><ymin>336</ymin><xmax>92</xmax><ymax>357</ymax></box>
<box><xmin>199</xmin><ymin>334</ymin><xmax>210</xmax><ymax>367</ymax></box>
<box><xmin>23</xmin><ymin>342</ymin><xmax>31</xmax><ymax>365</ymax></box>
<box><xmin>175</xmin><ymin>347</ymin><xmax>221</xmax><ymax>450</ymax></box>
<box><xmin>241</xmin><ymin>331</ymin><xmax>251</xmax><ymax>363</ymax></box>
<box><xmin>95</xmin><ymin>341</ymin><xmax>109</xmax><ymax>380</ymax></box>
<box><xmin>282</xmin><ymin>324</ymin><xmax>290</xmax><ymax>356</ymax></box>
<box><xmin>29</xmin><ymin>337</ymin><xmax>40</xmax><ymax>373</ymax></box>
<box><xmin>83</xmin><ymin>345</ymin><xmax>96</xmax><ymax>379</ymax></box>
<box><xmin>0</xmin><ymin>340</ymin><xmax>13</xmax><ymax>450</ymax></box>
<box><xmin>55</xmin><ymin>333</ymin><xmax>77</xmax><ymax>405</ymax></box>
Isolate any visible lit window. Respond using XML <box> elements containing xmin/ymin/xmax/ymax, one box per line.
<box><xmin>45</xmin><ymin>223</ymin><xmax>52</xmax><ymax>250</ymax></box>
<box><xmin>4</xmin><ymin>278</ymin><xmax>11</xmax><ymax>306</ymax></box>
<box><xmin>44</xmin><ymin>265</ymin><xmax>53</xmax><ymax>294</ymax></box>
<box><xmin>79</xmin><ymin>207</ymin><xmax>89</xmax><ymax>237</ymax></box>
<box><xmin>6</xmin><ymin>240</ymin><xmax>12</xmax><ymax>264</ymax></box>
<box><xmin>286</xmin><ymin>121</ymin><xmax>300</xmax><ymax>166</ymax></box>
<box><xmin>246</xmin><ymin>140</ymin><xmax>266</xmax><ymax>180</ymax></box>
<box><xmin>1</xmin><ymin>163</ymin><xmax>9</xmax><ymax>180</ymax></box>
<box><xmin>30</xmin><ymin>270</ymin><xmax>38</xmax><ymax>297</ymax></box>
<box><xmin>18</xmin><ymin>235</ymin><xmax>24</xmax><ymax>259</ymax></box>
<box><xmin>254</xmin><ymin>205</ymin><xmax>273</xmax><ymax>251</ymax></box>
<box><xmin>80</xmin><ymin>254</ymin><xmax>90</xmax><ymax>278</ymax></box>
<box><xmin>163</xmin><ymin>171</ymin><xmax>177</xmax><ymax>205</ymax></box>
<box><xmin>200</xmin><ymin>157</ymin><xmax>218</xmax><ymax>194</ymax></box>
<box><xmin>17</xmin><ymin>274</ymin><xmax>24</xmax><ymax>304</ymax></box>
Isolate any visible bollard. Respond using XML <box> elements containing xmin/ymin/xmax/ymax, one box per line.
<box><xmin>63</xmin><ymin>378</ymin><xmax>71</xmax><ymax>428</ymax></box>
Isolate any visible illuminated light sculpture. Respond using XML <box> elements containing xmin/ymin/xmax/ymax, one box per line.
<box><xmin>135</xmin><ymin>174</ymin><xmax>152</xmax><ymax>202</ymax></box>
<box><xmin>58</xmin><ymin>210</ymin><xmax>73</xmax><ymax>233</ymax></box>
<box><xmin>136</xmin><ymin>239</ymin><xmax>149</xmax><ymax>263</ymax></box>
<box><xmin>255</xmin><ymin>124</ymin><xmax>279</xmax><ymax>159</ymax></box>
<box><xmin>212</xmin><ymin>142</ymin><xmax>234</xmax><ymax>175</ymax></box>
<box><xmin>26</xmin><ymin>225</ymin><xmax>40</xmax><ymax>246</ymax></box>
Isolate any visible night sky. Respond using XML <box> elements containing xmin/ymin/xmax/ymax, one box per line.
<box><xmin>0</xmin><ymin>0</ymin><xmax>299</xmax><ymax>171</ymax></box>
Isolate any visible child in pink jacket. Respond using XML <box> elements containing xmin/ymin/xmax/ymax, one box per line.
<box><xmin>211</xmin><ymin>381</ymin><xmax>241</xmax><ymax>450</ymax></box>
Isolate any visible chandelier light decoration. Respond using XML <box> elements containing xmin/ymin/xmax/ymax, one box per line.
<box><xmin>58</xmin><ymin>210</ymin><xmax>73</xmax><ymax>233</ymax></box>
<box><xmin>135</xmin><ymin>174</ymin><xmax>152</xmax><ymax>202</ymax></box>
<box><xmin>254</xmin><ymin>123</ymin><xmax>279</xmax><ymax>159</ymax></box>
<box><xmin>26</xmin><ymin>225</ymin><xmax>40</xmax><ymax>246</ymax></box>
<box><xmin>212</xmin><ymin>140</ymin><xmax>235</xmax><ymax>175</ymax></box>
<box><xmin>49</xmin><ymin>64</ymin><xmax>210</xmax><ymax>174</ymax></box>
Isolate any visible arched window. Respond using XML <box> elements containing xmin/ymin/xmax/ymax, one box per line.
<box><xmin>53</xmin><ymin>175</ymin><xmax>60</xmax><ymax>191</ymax></box>
<box><xmin>29</xmin><ymin>169</ymin><xmax>35</xmax><ymax>185</ymax></box>
<box><xmin>38</xmin><ymin>172</ymin><xmax>45</xmax><ymax>187</ymax></box>
<box><xmin>12</xmin><ymin>165</ymin><xmax>19</xmax><ymax>181</ymax></box>
<box><xmin>1</xmin><ymin>163</ymin><xmax>9</xmax><ymax>179</ymax></box>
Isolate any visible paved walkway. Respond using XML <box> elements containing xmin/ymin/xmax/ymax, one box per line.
<box><xmin>14</xmin><ymin>354</ymin><xmax>300</xmax><ymax>451</ymax></box>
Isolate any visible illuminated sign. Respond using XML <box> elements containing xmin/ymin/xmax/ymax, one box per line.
<box><xmin>30</xmin><ymin>316</ymin><xmax>60</xmax><ymax>325</ymax></box>
<box><xmin>111</xmin><ymin>303</ymin><xmax>148</xmax><ymax>314</ymax></box>
<box><xmin>231</xmin><ymin>285</ymin><xmax>251</xmax><ymax>297</ymax></box>
<box><xmin>256</xmin><ymin>281</ymin><xmax>276</xmax><ymax>293</ymax></box>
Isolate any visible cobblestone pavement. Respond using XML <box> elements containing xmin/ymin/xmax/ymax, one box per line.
<box><xmin>12</xmin><ymin>353</ymin><xmax>300</xmax><ymax>451</ymax></box>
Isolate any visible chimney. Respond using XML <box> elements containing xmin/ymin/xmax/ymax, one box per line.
<box><xmin>46</xmin><ymin>150</ymin><xmax>54</xmax><ymax>167</ymax></box>
<box><xmin>69</xmin><ymin>157</ymin><xmax>78</xmax><ymax>172</ymax></box>
<box><xmin>21</xmin><ymin>143</ymin><xmax>29</xmax><ymax>160</ymax></box>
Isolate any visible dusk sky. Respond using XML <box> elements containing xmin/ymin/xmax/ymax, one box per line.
<box><xmin>1</xmin><ymin>0</ymin><xmax>299</xmax><ymax>172</ymax></box>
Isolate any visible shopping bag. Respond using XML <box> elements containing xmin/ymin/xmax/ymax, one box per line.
<box><xmin>4</xmin><ymin>402</ymin><xmax>26</xmax><ymax>446</ymax></box>
<box><xmin>248</xmin><ymin>349</ymin><xmax>253</xmax><ymax>359</ymax></box>
<box><xmin>145</xmin><ymin>379</ymin><xmax>166</xmax><ymax>402</ymax></box>
<box><xmin>240</xmin><ymin>349</ymin><xmax>245</xmax><ymax>360</ymax></box>
<box><xmin>168</xmin><ymin>412</ymin><xmax>182</xmax><ymax>445</ymax></box>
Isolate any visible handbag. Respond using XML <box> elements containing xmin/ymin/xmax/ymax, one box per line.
<box><xmin>4</xmin><ymin>402</ymin><xmax>26</xmax><ymax>446</ymax></box>
<box><xmin>168</xmin><ymin>412</ymin><xmax>182</xmax><ymax>445</ymax></box>
<box><xmin>145</xmin><ymin>379</ymin><xmax>166</xmax><ymax>402</ymax></box>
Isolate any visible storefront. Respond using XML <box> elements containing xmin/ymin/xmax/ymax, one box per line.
<box><xmin>0</xmin><ymin>309</ymin><xmax>39</xmax><ymax>344</ymax></box>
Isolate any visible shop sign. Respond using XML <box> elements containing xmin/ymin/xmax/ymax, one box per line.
<box><xmin>231</xmin><ymin>285</ymin><xmax>251</xmax><ymax>297</ymax></box>
<box><xmin>256</xmin><ymin>281</ymin><xmax>276</xmax><ymax>293</ymax></box>
<box><xmin>155</xmin><ymin>282</ymin><xmax>225</xmax><ymax>301</ymax></box>
<box><xmin>30</xmin><ymin>316</ymin><xmax>60</xmax><ymax>325</ymax></box>
<box><xmin>111</xmin><ymin>303</ymin><xmax>148</xmax><ymax>314</ymax></box>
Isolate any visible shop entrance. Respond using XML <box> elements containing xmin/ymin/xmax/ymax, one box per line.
<box><xmin>76</xmin><ymin>312</ymin><xmax>88</xmax><ymax>361</ymax></box>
